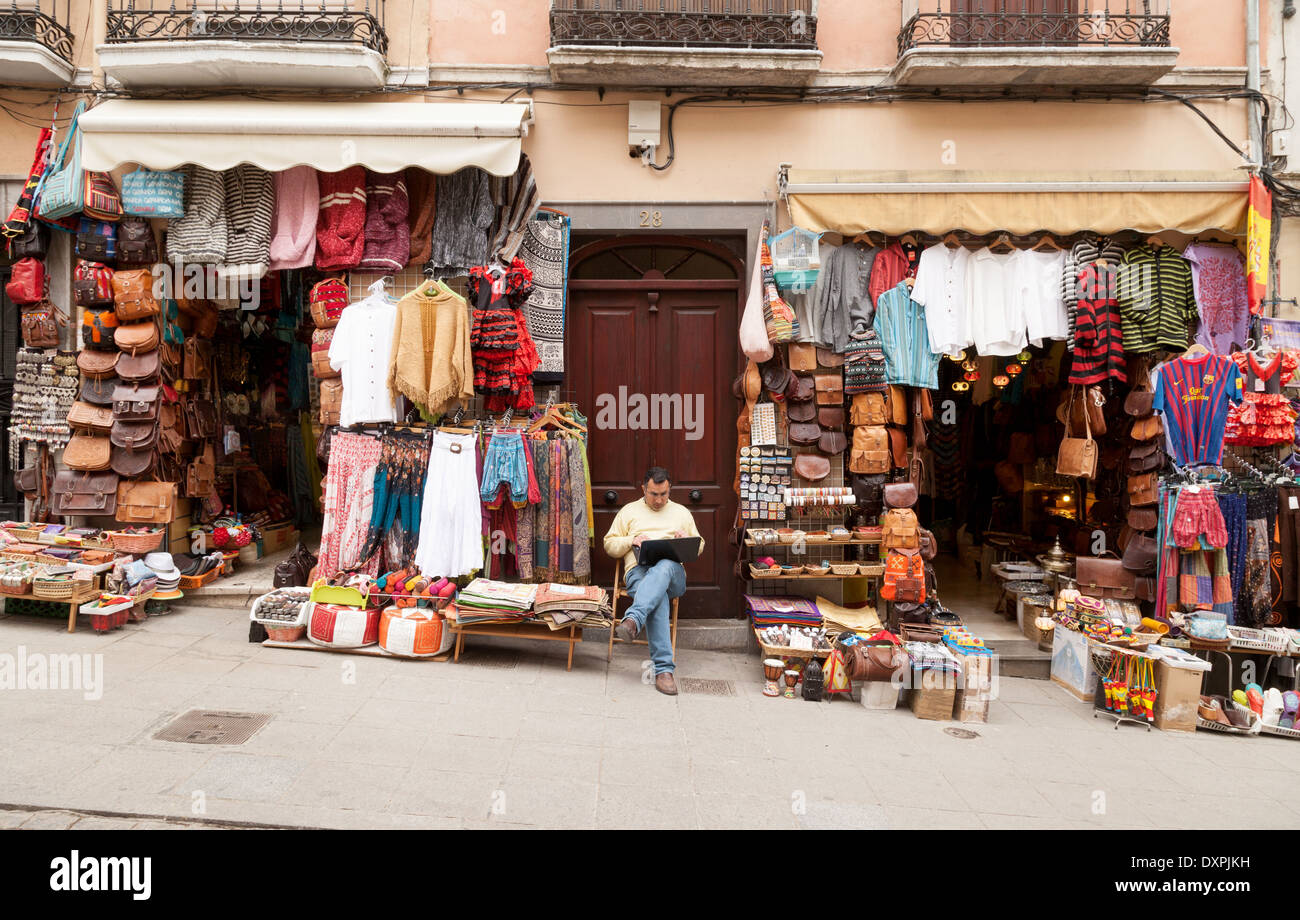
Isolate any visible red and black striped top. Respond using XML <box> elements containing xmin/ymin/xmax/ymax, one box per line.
<box><xmin>1068</xmin><ymin>263</ymin><xmax>1127</xmax><ymax>386</ymax></box>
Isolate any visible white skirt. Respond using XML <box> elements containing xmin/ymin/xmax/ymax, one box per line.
<box><xmin>414</xmin><ymin>431</ymin><xmax>484</xmax><ymax>577</ymax></box>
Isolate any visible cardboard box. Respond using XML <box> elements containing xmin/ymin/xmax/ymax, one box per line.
<box><xmin>1051</xmin><ymin>627</ymin><xmax>1097</xmax><ymax>703</ymax></box>
<box><xmin>262</xmin><ymin>525</ymin><xmax>300</xmax><ymax>555</ymax></box>
<box><xmin>1154</xmin><ymin>659</ymin><xmax>1205</xmax><ymax>733</ymax></box>
<box><xmin>860</xmin><ymin>679</ymin><xmax>900</xmax><ymax>710</ymax></box>
<box><xmin>908</xmin><ymin>667</ymin><xmax>958</xmax><ymax>721</ymax></box>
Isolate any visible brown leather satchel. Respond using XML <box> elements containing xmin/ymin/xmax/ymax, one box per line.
<box><xmin>117</xmin><ymin>349</ymin><xmax>160</xmax><ymax>382</ymax></box>
<box><xmin>64</xmin><ymin>433</ymin><xmax>112</xmax><ymax>472</ymax></box>
<box><xmin>52</xmin><ymin>470</ymin><xmax>119</xmax><ymax>516</ymax></box>
<box><xmin>1056</xmin><ymin>388</ymin><xmax>1098</xmax><ymax>479</ymax></box>
<box><xmin>794</xmin><ymin>453</ymin><xmax>830</xmax><ymax>482</ymax></box>
<box><xmin>159</xmin><ymin>398</ymin><xmax>186</xmax><ymax>455</ymax></box>
<box><xmin>883</xmin><ymin>482</ymin><xmax>917</xmax><ymax>509</ymax></box>
<box><xmin>1128</xmin><ymin>439</ymin><xmax>1165</xmax><ymax>473</ymax></box>
<box><xmin>814</xmin><ymin>373</ymin><xmax>843</xmax><ymax>406</ymax></box>
<box><xmin>112</xmin><ymin>383</ymin><xmax>160</xmax><ymax>422</ymax></box>
<box><xmin>845</xmin><ymin>643</ymin><xmax>908</xmax><ymax>683</ymax></box>
<box><xmin>888</xmin><ymin>385</ymin><xmax>910</xmax><ymax>427</ymax></box>
<box><xmin>789</xmin><ymin>421</ymin><xmax>822</xmax><ymax>446</ymax></box>
<box><xmin>788</xmin><ymin>343</ymin><xmax>817</xmax><ymax>372</ymax></box>
<box><xmin>881</xmin><ymin>507</ymin><xmax>921</xmax><ymax>551</ymax></box>
<box><xmin>786</xmin><ymin>374</ymin><xmax>815</xmax><ymax>403</ymax></box>
<box><xmin>114</xmin><ymin>320</ymin><xmax>158</xmax><ymax>355</ymax></box>
<box><xmin>1121</xmin><ymin>533</ymin><xmax>1158</xmax><ymax>574</ymax></box>
<box><xmin>918</xmin><ymin>528</ymin><xmax>938</xmax><ymax>561</ymax></box>
<box><xmin>116</xmin><ymin>479</ymin><xmax>177</xmax><ymax>524</ymax></box>
<box><xmin>110</xmin><ymin>419</ymin><xmax>158</xmax><ymax>452</ymax></box>
<box><xmin>1127</xmin><ymin>506</ymin><xmax>1158</xmax><ymax>531</ymax></box>
<box><xmin>1082</xmin><ymin>385</ymin><xmax>1107</xmax><ymax>437</ymax></box>
<box><xmin>1128</xmin><ymin>471</ymin><xmax>1159</xmax><ymax>507</ymax></box>
<box><xmin>187</xmin><ymin>398</ymin><xmax>218</xmax><ymax>439</ymax></box>
<box><xmin>77</xmin><ymin>349</ymin><xmax>118</xmax><ymax>379</ymax></box>
<box><xmin>111</xmin><ymin>444</ymin><xmax>155</xmax><ymax>478</ymax></box>
<box><xmin>818</xmin><ymin>430</ymin><xmax>848</xmax><ymax>456</ymax></box>
<box><xmin>1131</xmin><ymin>415</ymin><xmax>1164</xmax><ymax>441</ymax></box>
<box><xmin>888</xmin><ymin>426</ymin><xmax>908</xmax><ymax>470</ymax></box>
<box><xmin>816</xmin><ymin>347</ymin><xmax>844</xmax><ymax>368</ymax></box>
<box><xmin>850</xmin><ymin>392</ymin><xmax>888</xmax><ymax>427</ymax></box>
<box><xmin>1075</xmin><ymin>553</ymin><xmax>1136</xmax><ymax>600</ymax></box>
<box><xmin>186</xmin><ymin>443</ymin><xmax>216</xmax><ymax>498</ymax></box>
<box><xmin>184</xmin><ymin>337</ymin><xmax>211</xmax><ymax>381</ymax></box>
<box><xmin>112</xmin><ymin>269</ymin><xmax>161</xmax><ymax>321</ymax></box>
<box><xmin>786</xmin><ymin>398</ymin><xmax>816</xmax><ymax>423</ymax></box>
<box><xmin>849</xmin><ymin>425</ymin><xmax>890</xmax><ymax>475</ymax></box>
<box><xmin>1124</xmin><ymin>389</ymin><xmax>1154</xmax><ymax>417</ymax></box>
<box><xmin>68</xmin><ymin>400</ymin><xmax>114</xmax><ymax>434</ymax></box>
<box><xmin>818</xmin><ymin>407</ymin><xmax>845</xmax><ymax>430</ymax></box>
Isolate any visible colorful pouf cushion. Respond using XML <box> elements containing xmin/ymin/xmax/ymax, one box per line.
<box><xmin>379</xmin><ymin>605</ymin><xmax>452</xmax><ymax>658</ymax></box>
<box><xmin>308</xmin><ymin>602</ymin><xmax>380</xmax><ymax>648</ymax></box>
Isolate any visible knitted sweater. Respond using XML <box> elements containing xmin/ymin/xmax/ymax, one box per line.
<box><xmin>217</xmin><ymin>164</ymin><xmax>274</xmax><ymax>279</ymax></box>
<box><xmin>427</xmin><ymin>167</ymin><xmax>493</xmax><ymax>278</ymax></box>
<box><xmin>405</xmin><ymin>167</ymin><xmax>436</xmax><ymax>268</ymax></box>
<box><xmin>359</xmin><ymin>170</ymin><xmax>410</xmax><ymax>272</ymax></box>
<box><xmin>387</xmin><ymin>283</ymin><xmax>473</xmax><ymax>415</ymax></box>
<box><xmin>269</xmin><ymin>165</ymin><xmax>319</xmax><ymax>271</ymax></box>
<box><xmin>167</xmin><ymin>165</ymin><xmax>227</xmax><ymax>265</ymax></box>
<box><xmin>315</xmin><ymin>166</ymin><xmax>366</xmax><ymax>271</ymax></box>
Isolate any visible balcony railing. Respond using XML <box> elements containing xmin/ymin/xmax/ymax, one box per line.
<box><xmin>105</xmin><ymin>0</ymin><xmax>388</xmax><ymax>56</ymax></box>
<box><xmin>0</xmin><ymin>0</ymin><xmax>74</xmax><ymax>62</ymax></box>
<box><xmin>898</xmin><ymin>1</ymin><xmax>1171</xmax><ymax>55</ymax></box>
<box><xmin>550</xmin><ymin>1</ymin><xmax>817</xmax><ymax>50</ymax></box>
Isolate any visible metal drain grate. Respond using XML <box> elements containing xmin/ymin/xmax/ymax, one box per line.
<box><xmin>944</xmin><ymin>727</ymin><xmax>980</xmax><ymax>740</ymax></box>
<box><xmin>680</xmin><ymin>678</ymin><xmax>736</xmax><ymax>696</ymax></box>
<box><xmin>154</xmin><ymin>710</ymin><xmax>272</xmax><ymax>745</ymax></box>
<box><xmin>465</xmin><ymin>649</ymin><xmax>519</xmax><ymax>670</ymax></box>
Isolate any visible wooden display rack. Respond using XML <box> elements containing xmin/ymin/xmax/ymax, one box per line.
<box><xmin>451</xmin><ymin>620</ymin><xmax>583</xmax><ymax>671</ymax></box>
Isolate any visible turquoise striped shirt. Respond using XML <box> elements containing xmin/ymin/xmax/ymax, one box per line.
<box><xmin>876</xmin><ymin>282</ymin><xmax>940</xmax><ymax>390</ymax></box>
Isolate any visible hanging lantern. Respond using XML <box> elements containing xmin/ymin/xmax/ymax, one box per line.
<box><xmin>802</xmin><ymin>658</ymin><xmax>825</xmax><ymax>701</ymax></box>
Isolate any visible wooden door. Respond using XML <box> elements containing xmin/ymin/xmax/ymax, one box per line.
<box><xmin>568</xmin><ymin>237</ymin><xmax>742</xmax><ymax>618</ymax></box>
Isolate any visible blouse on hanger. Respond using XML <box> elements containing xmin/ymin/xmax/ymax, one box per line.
<box><xmin>1184</xmin><ymin>243</ymin><xmax>1250</xmax><ymax>355</ymax></box>
<box><xmin>329</xmin><ymin>293</ymin><xmax>400</xmax><ymax>427</ymax></box>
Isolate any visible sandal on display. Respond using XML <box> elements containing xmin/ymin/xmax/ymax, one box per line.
<box><xmin>1281</xmin><ymin>691</ymin><xmax>1300</xmax><ymax>729</ymax></box>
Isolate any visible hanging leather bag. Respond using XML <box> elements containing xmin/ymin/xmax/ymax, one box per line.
<box><xmin>52</xmin><ymin>470</ymin><xmax>119</xmax><ymax>517</ymax></box>
<box><xmin>116</xmin><ymin>216</ymin><xmax>159</xmax><ymax>265</ymax></box>
<box><xmin>116</xmin><ymin>479</ymin><xmax>176</xmax><ymax>524</ymax></box>
<box><xmin>850</xmin><ymin>425</ymin><xmax>890</xmax><ymax>475</ymax></box>
<box><xmin>67</xmin><ymin>400</ymin><xmax>114</xmax><ymax>435</ymax></box>
<box><xmin>20</xmin><ymin>303</ymin><xmax>61</xmax><ymax>348</ymax></box>
<box><xmin>850</xmin><ymin>392</ymin><xmax>888</xmax><ymax>427</ymax></box>
<box><xmin>814</xmin><ymin>372</ymin><xmax>843</xmax><ymax>407</ymax></box>
<box><xmin>6</xmin><ymin>257</ymin><xmax>45</xmax><ymax>304</ymax></box>
<box><xmin>1127</xmin><ymin>471</ymin><xmax>1159</xmax><ymax>507</ymax></box>
<box><xmin>818</xmin><ymin>430</ymin><xmax>848</xmax><ymax>455</ymax></box>
<box><xmin>64</xmin><ymin>433</ymin><xmax>112</xmax><ymax>472</ymax></box>
<box><xmin>1075</xmin><ymin>553</ymin><xmax>1136</xmax><ymax>600</ymax></box>
<box><xmin>77</xmin><ymin>349</ymin><xmax>118</xmax><ymax>380</ymax></box>
<box><xmin>115</xmin><ymin>321</ymin><xmax>159</xmax><ymax>355</ymax></box>
<box><xmin>888</xmin><ymin>385</ymin><xmax>910</xmax><ymax>426</ymax></box>
<box><xmin>794</xmin><ymin>454</ymin><xmax>830</xmax><ymax>482</ymax></box>
<box><xmin>112</xmin><ymin>382</ymin><xmax>160</xmax><ymax>422</ymax></box>
<box><xmin>1121</xmin><ymin>533</ymin><xmax>1159</xmax><ymax>574</ymax></box>
<box><xmin>1056</xmin><ymin>387</ymin><xmax>1099</xmax><ymax>480</ymax></box>
<box><xmin>788</xmin><ymin>343</ymin><xmax>817</xmax><ymax>372</ymax></box>
<box><xmin>789</xmin><ymin>421</ymin><xmax>822</xmax><ymax>446</ymax></box>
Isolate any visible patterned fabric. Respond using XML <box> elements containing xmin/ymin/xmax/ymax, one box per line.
<box><xmin>1239</xmin><ymin>490</ymin><xmax>1277</xmax><ymax>628</ymax></box>
<box><xmin>1178</xmin><ymin>548</ymin><xmax>1233</xmax><ymax>615</ymax></box>
<box><xmin>519</xmin><ymin>213</ymin><xmax>569</xmax><ymax>383</ymax></box>
<box><xmin>1172</xmin><ymin>488</ymin><xmax>1229</xmax><ymax>548</ymax></box>
<box><xmin>1216</xmin><ymin>490</ymin><xmax>1248</xmax><ymax>623</ymax></box>
<box><xmin>1061</xmin><ymin>236</ymin><xmax>1125</xmax><ymax>349</ymax></box>
<box><xmin>1116</xmin><ymin>244</ymin><xmax>1197</xmax><ymax>352</ymax></box>
<box><xmin>843</xmin><ymin>328</ymin><xmax>888</xmax><ymax>394</ymax></box>
<box><xmin>1185</xmin><ymin>243</ymin><xmax>1249</xmax><ymax>355</ymax></box>
<box><xmin>1225</xmin><ymin>351</ymin><xmax>1299</xmax><ymax>446</ymax></box>
<box><xmin>317</xmin><ymin>432</ymin><xmax>382</xmax><ymax>579</ymax></box>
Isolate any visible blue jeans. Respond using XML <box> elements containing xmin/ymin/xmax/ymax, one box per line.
<box><xmin>623</xmin><ymin>559</ymin><xmax>686</xmax><ymax>675</ymax></box>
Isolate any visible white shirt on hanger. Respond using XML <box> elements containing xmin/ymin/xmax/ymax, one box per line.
<box><xmin>329</xmin><ymin>293</ymin><xmax>400</xmax><ymax>427</ymax></box>
<box><xmin>965</xmin><ymin>248</ymin><xmax>1026</xmax><ymax>357</ymax></box>
<box><xmin>1015</xmin><ymin>248</ymin><xmax>1069</xmax><ymax>347</ymax></box>
<box><xmin>910</xmin><ymin>242</ymin><xmax>972</xmax><ymax>355</ymax></box>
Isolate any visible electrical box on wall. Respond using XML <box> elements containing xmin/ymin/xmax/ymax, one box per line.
<box><xmin>628</xmin><ymin>100</ymin><xmax>661</xmax><ymax>147</ymax></box>
<box><xmin>1273</xmin><ymin>130</ymin><xmax>1292</xmax><ymax>157</ymax></box>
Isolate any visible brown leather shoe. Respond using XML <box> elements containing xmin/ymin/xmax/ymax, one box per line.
<box><xmin>655</xmin><ymin>672</ymin><xmax>678</xmax><ymax>696</ymax></box>
<box><xmin>616</xmin><ymin>616</ymin><xmax>639</xmax><ymax>642</ymax></box>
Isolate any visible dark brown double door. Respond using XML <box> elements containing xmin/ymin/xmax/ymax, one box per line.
<box><xmin>567</xmin><ymin>236</ymin><xmax>742</xmax><ymax>618</ymax></box>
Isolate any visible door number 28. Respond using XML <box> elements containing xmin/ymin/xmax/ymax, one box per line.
<box><xmin>639</xmin><ymin>210</ymin><xmax>664</xmax><ymax>228</ymax></box>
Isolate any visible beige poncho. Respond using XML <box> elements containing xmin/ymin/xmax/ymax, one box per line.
<box><xmin>388</xmin><ymin>285</ymin><xmax>473</xmax><ymax>414</ymax></box>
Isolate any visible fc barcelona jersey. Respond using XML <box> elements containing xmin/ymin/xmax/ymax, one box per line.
<box><xmin>1152</xmin><ymin>354</ymin><xmax>1243</xmax><ymax>467</ymax></box>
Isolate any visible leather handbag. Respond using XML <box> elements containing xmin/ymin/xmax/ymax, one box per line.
<box><xmin>81</xmin><ymin>375</ymin><xmax>119</xmax><ymax>406</ymax></box>
<box><xmin>1121</xmin><ymin>533</ymin><xmax>1158</xmax><ymax>574</ymax></box>
<box><xmin>20</xmin><ymin>304</ymin><xmax>61</xmax><ymax>348</ymax></box>
<box><xmin>10</xmin><ymin>221</ymin><xmax>49</xmax><ymax>260</ymax></box>
<box><xmin>789</xmin><ymin>343</ymin><xmax>817</xmax><ymax>372</ymax></box>
<box><xmin>786</xmin><ymin>374</ymin><xmax>815</xmax><ymax>403</ymax></box>
<box><xmin>849</xmin><ymin>425</ymin><xmax>890</xmax><ymax>475</ymax></box>
<box><xmin>911</xmin><ymin>388</ymin><xmax>930</xmax><ymax>451</ymax></box>
<box><xmin>816</xmin><ymin>347</ymin><xmax>844</xmax><ymax>368</ymax></box>
<box><xmin>83</xmin><ymin>170</ymin><xmax>123</xmax><ymax>222</ymax></box>
<box><xmin>1128</xmin><ymin>471</ymin><xmax>1159</xmax><ymax>507</ymax></box>
<box><xmin>850</xmin><ymin>392</ymin><xmax>888</xmax><ymax>427</ymax></box>
<box><xmin>789</xmin><ymin>421</ymin><xmax>822</xmax><ymax>446</ymax></box>
<box><xmin>115</xmin><ymin>321</ymin><xmax>159</xmax><ymax>355</ymax></box>
<box><xmin>75</xmin><ymin>218</ymin><xmax>116</xmax><ymax>262</ymax></box>
<box><xmin>888</xmin><ymin>385</ymin><xmax>910</xmax><ymax>427</ymax></box>
<box><xmin>1117</xmin><ymin>524</ymin><xmax>1135</xmax><ymax>553</ymax></box>
<box><xmin>64</xmin><ymin>433</ymin><xmax>112</xmax><ymax>472</ymax></box>
<box><xmin>110</xmin><ymin>419</ymin><xmax>158</xmax><ymax>452</ymax></box>
<box><xmin>116</xmin><ymin>479</ymin><xmax>176</xmax><ymax>524</ymax></box>
<box><xmin>186</xmin><ymin>398</ymin><xmax>218</xmax><ymax>439</ymax></box>
<box><xmin>112</xmin><ymin>383</ymin><xmax>160</xmax><ymax>422</ymax></box>
<box><xmin>760</xmin><ymin>353</ymin><xmax>791</xmax><ymax>400</ymax></box>
<box><xmin>51</xmin><ymin>470</ymin><xmax>119</xmax><ymax>517</ymax></box>
<box><xmin>1075</xmin><ymin>553</ymin><xmax>1136</xmax><ymax>600</ymax></box>
<box><xmin>1056</xmin><ymin>388</ymin><xmax>1099</xmax><ymax>479</ymax></box>
<box><xmin>818</xmin><ymin>430</ymin><xmax>848</xmax><ymax>455</ymax></box>
<box><xmin>183</xmin><ymin>337</ymin><xmax>211</xmax><ymax>381</ymax></box>
<box><xmin>818</xmin><ymin>407</ymin><xmax>845</xmax><ymax>430</ymax></box>
<box><xmin>883</xmin><ymin>482</ymin><xmax>918</xmax><ymax>509</ymax></box>
<box><xmin>112</xmin><ymin>269</ymin><xmax>161</xmax><ymax>321</ymax></box>
<box><xmin>110</xmin><ymin>444</ymin><xmax>156</xmax><ymax>478</ymax></box>
<box><xmin>68</xmin><ymin>400</ymin><xmax>114</xmax><ymax>435</ymax></box>
<box><xmin>6</xmin><ymin>257</ymin><xmax>45</xmax><ymax>304</ymax></box>
<box><xmin>74</xmin><ymin>260</ymin><xmax>114</xmax><ymax>306</ymax></box>
<box><xmin>1135</xmin><ymin>576</ymin><xmax>1157</xmax><ymax>602</ymax></box>
<box><xmin>888</xmin><ymin>427</ymin><xmax>908</xmax><ymax>470</ymax></box>
<box><xmin>1128</xmin><ymin>439</ymin><xmax>1165</xmax><ymax>473</ymax></box>
<box><xmin>159</xmin><ymin>397</ymin><xmax>186</xmax><ymax>455</ymax></box>
<box><xmin>1083</xmin><ymin>385</ymin><xmax>1107</xmax><ymax>437</ymax></box>
<box><xmin>186</xmin><ymin>443</ymin><xmax>216</xmax><ymax>498</ymax></box>
<box><xmin>1127</xmin><ymin>506</ymin><xmax>1158</xmax><ymax>531</ymax></box>
<box><xmin>1131</xmin><ymin>415</ymin><xmax>1164</xmax><ymax>441</ymax></box>
<box><xmin>844</xmin><ymin>642</ymin><xmax>908</xmax><ymax>683</ymax></box>
<box><xmin>82</xmin><ymin>309</ymin><xmax>120</xmax><ymax>350</ymax></box>
<box><xmin>77</xmin><ymin>349</ymin><xmax>118</xmax><ymax>380</ymax></box>
<box><xmin>116</xmin><ymin>216</ymin><xmax>159</xmax><ymax>265</ymax></box>
<box><xmin>918</xmin><ymin>528</ymin><xmax>938</xmax><ymax>562</ymax></box>
<box><xmin>14</xmin><ymin>466</ymin><xmax>39</xmax><ymax>495</ymax></box>
<box><xmin>1124</xmin><ymin>389</ymin><xmax>1154</xmax><ymax>417</ymax></box>
<box><xmin>852</xmin><ymin>473</ymin><xmax>886</xmax><ymax>514</ymax></box>
<box><xmin>117</xmin><ymin>349</ymin><xmax>160</xmax><ymax>382</ymax></box>
<box><xmin>814</xmin><ymin>373</ymin><xmax>843</xmax><ymax>406</ymax></box>
<box><xmin>786</xmin><ymin>398</ymin><xmax>816</xmax><ymax>423</ymax></box>
<box><xmin>794</xmin><ymin>454</ymin><xmax>830</xmax><ymax>482</ymax></box>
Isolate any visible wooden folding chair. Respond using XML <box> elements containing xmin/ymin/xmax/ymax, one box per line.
<box><xmin>607</xmin><ymin>557</ymin><xmax>679</xmax><ymax>661</ymax></box>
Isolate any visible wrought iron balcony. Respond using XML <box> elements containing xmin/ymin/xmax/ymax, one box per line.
<box><xmin>0</xmin><ymin>0</ymin><xmax>74</xmax><ymax>63</ymax></box>
<box><xmin>899</xmin><ymin>1</ymin><xmax>1171</xmax><ymax>55</ymax></box>
<box><xmin>550</xmin><ymin>1</ymin><xmax>817</xmax><ymax>51</ymax></box>
<box><xmin>105</xmin><ymin>0</ymin><xmax>388</xmax><ymax>56</ymax></box>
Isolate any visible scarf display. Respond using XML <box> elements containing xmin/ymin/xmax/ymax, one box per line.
<box><xmin>519</xmin><ymin>212</ymin><xmax>570</xmax><ymax>384</ymax></box>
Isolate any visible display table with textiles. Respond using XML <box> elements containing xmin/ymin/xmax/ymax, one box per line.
<box><xmin>445</xmin><ymin>578</ymin><xmax>612</xmax><ymax>670</ymax></box>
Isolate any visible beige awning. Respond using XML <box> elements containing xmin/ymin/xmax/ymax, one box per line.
<box><xmin>80</xmin><ymin>99</ymin><xmax>534</xmax><ymax>176</ymax></box>
<box><xmin>784</xmin><ymin>170</ymin><xmax>1250</xmax><ymax>236</ymax></box>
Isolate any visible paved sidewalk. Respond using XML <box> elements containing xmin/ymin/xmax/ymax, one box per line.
<box><xmin>2</xmin><ymin>601</ymin><xmax>1300</xmax><ymax>829</ymax></box>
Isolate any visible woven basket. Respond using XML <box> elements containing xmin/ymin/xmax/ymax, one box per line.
<box><xmin>0</xmin><ymin>579</ymin><xmax>32</xmax><ymax>596</ymax></box>
<box><xmin>830</xmin><ymin>562</ymin><xmax>859</xmax><ymax>576</ymax></box>
<box><xmin>108</xmin><ymin>530</ymin><xmax>164</xmax><ymax>554</ymax></box>
<box><xmin>749</xmin><ymin>564</ymin><xmax>781</xmax><ymax>578</ymax></box>
<box><xmin>804</xmin><ymin>564</ymin><xmax>831</xmax><ymax>576</ymax></box>
<box><xmin>32</xmin><ymin>579</ymin><xmax>95</xmax><ymax>601</ymax></box>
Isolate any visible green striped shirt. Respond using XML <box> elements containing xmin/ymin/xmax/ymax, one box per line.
<box><xmin>1116</xmin><ymin>244</ymin><xmax>1196</xmax><ymax>353</ymax></box>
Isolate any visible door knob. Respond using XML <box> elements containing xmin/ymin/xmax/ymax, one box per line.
<box><xmin>689</xmin><ymin>489</ymin><xmax>703</xmax><ymax>503</ymax></box>
<box><xmin>604</xmin><ymin>490</ymin><xmax>618</xmax><ymax>505</ymax></box>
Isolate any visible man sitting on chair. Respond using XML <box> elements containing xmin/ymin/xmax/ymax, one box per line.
<box><xmin>603</xmin><ymin>467</ymin><xmax>705</xmax><ymax>696</ymax></box>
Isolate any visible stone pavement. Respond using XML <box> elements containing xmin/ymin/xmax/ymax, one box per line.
<box><xmin>3</xmin><ymin>600</ymin><xmax>1300</xmax><ymax>830</ymax></box>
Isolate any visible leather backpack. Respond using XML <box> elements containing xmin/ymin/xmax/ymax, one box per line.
<box><xmin>6</xmin><ymin>257</ymin><xmax>45</xmax><ymax>304</ymax></box>
<box><xmin>850</xmin><ymin>392</ymin><xmax>888</xmax><ymax>427</ymax></box>
<box><xmin>20</xmin><ymin>303</ymin><xmax>61</xmax><ymax>348</ymax></box>
<box><xmin>112</xmin><ymin>269</ymin><xmax>161</xmax><ymax>322</ymax></box>
<box><xmin>850</xmin><ymin>425</ymin><xmax>890</xmax><ymax>475</ymax></box>
<box><xmin>881</xmin><ymin>507</ymin><xmax>921</xmax><ymax>552</ymax></box>
<box><xmin>116</xmin><ymin>217</ymin><xmax>158</xmax><ymax>265</ymax></box>
<box><xmin>186</xmin><ymin>443</ymin><xmax>216</xmax><ymax>498</ymax></box>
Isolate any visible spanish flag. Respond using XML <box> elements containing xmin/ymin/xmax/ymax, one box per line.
<box><xmin>1247</xmin><ymin>174</ymin><xmax>1272</xmax><ymax>315</ymax></box>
